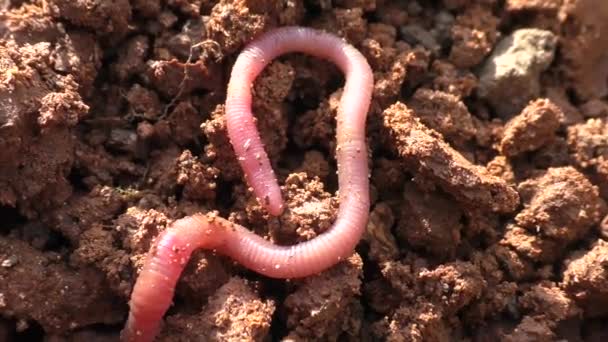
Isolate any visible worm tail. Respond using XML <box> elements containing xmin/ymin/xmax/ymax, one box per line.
<box><xmin>121</xmin><ymin>215</ymin><xmax>227</xmax><ymax>342</ymax></box>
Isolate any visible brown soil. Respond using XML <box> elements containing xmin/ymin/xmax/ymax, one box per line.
<box><xmin>1</xmin><ymin>0</ymin><xmax>608</xmax><ymax>341</ymax></box>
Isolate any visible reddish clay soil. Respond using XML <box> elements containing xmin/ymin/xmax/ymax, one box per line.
<box><xmin>1</xmin><ymin>0</ymin><xmax>608</xmax><ymax>341</ymax></box>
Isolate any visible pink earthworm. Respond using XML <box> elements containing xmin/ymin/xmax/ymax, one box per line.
<box><xmin>121</xmin><ymin>26</ymin><xmax>373</xmax><ymax>342</ymax></box>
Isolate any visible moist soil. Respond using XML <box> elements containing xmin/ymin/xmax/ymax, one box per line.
<box><xmin>1</xmin><ymin>0</ymin><xmax>608</xmax><ymax>341</ymax></box>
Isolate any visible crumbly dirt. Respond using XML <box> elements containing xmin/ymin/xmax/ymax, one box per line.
<box><xmin>1</xmin><ymin>0</ymin><xmax>608</xmax><ymax>341</ymax></box>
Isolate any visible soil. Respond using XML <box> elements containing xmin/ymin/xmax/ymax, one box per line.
<box><xmin>1</xmin><ymin>0</ymin><xmax>608</xmax><ymax>341</ymax></box>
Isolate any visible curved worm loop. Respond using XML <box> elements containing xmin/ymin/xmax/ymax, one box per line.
<box><xmin>122</xmin><ymin>26</ymin><xmax>373</xmax><ymax>342</ymax></box>
<box><xmin>225</xmin><ymin>26</ymin><xmax>373</xmax><ymax>216</ymax></box>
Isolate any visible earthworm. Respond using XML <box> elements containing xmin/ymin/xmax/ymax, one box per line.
<box><xmin>122</xmin><ymin>26</ymin><xmax>373</xmax><ymax>342</ymax></box>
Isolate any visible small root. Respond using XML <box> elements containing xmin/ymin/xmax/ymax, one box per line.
<box><xmin>160</xmin><ymin>40</ymin><xmax>223</xmax><ymax>119</ymax></box>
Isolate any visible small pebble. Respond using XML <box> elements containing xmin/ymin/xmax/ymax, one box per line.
<box><xmin>400</xmin><ymin>24</ymin><xmax>440</xmax><ymax>54</ymax></box>
<box><xmin>107</xmin><ymin>128</ymin><xmax>138</xmax><ymax>154</ymax></box>
<box><xmin>407</xmin><ymin>1</ymin><xmax>423</xmax><ymax>15</ymax></box>
<box><xmin>580</xmin><ymin>99</ymin><xmax>608</xmax><ymax>118</ymax></box>
<box><xmin>16</xmin><ymin>320</ymin><xmax>28</xmax><ymax>333</ymax></box>
<box><xmin>600</xmin><ymin>215</ymin><xmax>608</xmax><ymax>240</ymax></box>
<box><xmin>477</xmin><ymin>28</ymin><xmax>557</xmax><ymax>119</ymax></box>
<box><xmin>1</xmin><ymin>255</ymin><xmax>18</xmax><ymax>268</ymax></box>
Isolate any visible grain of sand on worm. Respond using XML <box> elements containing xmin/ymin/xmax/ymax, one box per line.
<box><xmin>121</xmin><ymin>26</ymin><xmax>374</xmax><ymax>342</ymax></box>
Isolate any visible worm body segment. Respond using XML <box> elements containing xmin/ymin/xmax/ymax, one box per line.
<box><xmin>122</xmin><ymin>26</ymin><xmax>374</xmax><ymax>342</ymax></box>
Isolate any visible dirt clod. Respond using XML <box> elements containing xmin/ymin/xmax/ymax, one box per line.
<box><xmin>449</xmin><ymin>4</ymin><xmax>499</xmax><ymax>69</ymax></box>
<box><xmin>160</xmin><ymin>277</ymin><xmax>275</xmax><ymax>341</ymax></box>
<box><xmin>0</xmin><ymin>237</ymin><xmax>123</xmax><ymax>334</ymax></box>
<box><xmin>562</xmin><ymin>239</ymin><xmax>608</xmax><ymax>317</ymax></box>
<box><xmin>382</xmin><ymin>102</ymin><xmax>520</xmax><ymax>214</ymax></box>
<box><xmin>499</xmin><ymin>98</ymin><xmax>561</xmax><ymax>157</ymax></box>
<box><xmin>500</xmin><ymin>167</ymin><xmax>606</xmax><ymax>263</ymax></box>
<box><xmin>283</xmin><ymin>254</ymin><xmax>364</xmax><ymax>340</ymax></box>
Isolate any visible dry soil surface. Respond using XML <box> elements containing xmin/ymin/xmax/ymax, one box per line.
<box><xmin>1</xmin><ymin>0</ymin><xmax>608</xmax><ymax>341</ymax></box>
